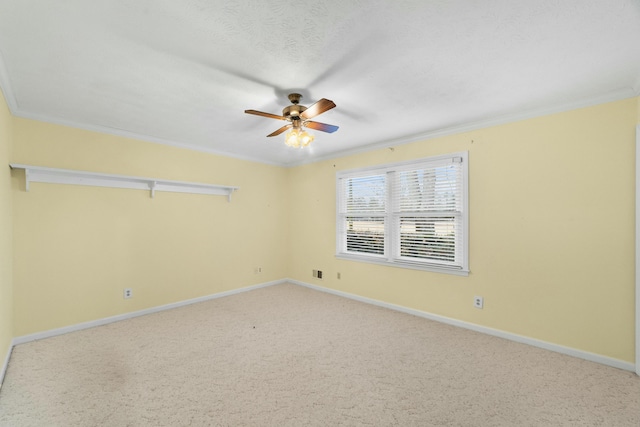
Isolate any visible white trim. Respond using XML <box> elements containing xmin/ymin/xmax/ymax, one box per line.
<box><xmin>0</xmin><ymin>50</ymin><xmax>18</xmax><ymax>113</ymax></box>
<box><xmin>334</xmin><ymin>253</ymin><xmax>470</xmax><ymax>276</ymax></box>
<box><xmin>335</xmin><ymin>152</ymin><xmax>469</xmax><ymax>276</ymax></box>
<box><xmin>9</xmin><ymin>164</ymin><xmax>239</xmax><ymax>201</ymax></box>
<box><xmin>13</xmin><ymin>280</ymin><xmax>284</xmax><ymax>346</ymax></box>
<box><xmin>1</xmin><ymin>43</ymin><xmax>636</xmax><ymax>171</ymax></box>
<box><xmin>8</xmin><ymin>107</ymin><xmax>284</xmax><ymax>167</ymax></box>
<box><xmin>288</xmin><ymin>89</ymin><xmax>639</xmax><ymax>167</ymax></box>
<box><xmin>289</xmin><ymin>279</ymin><xmax>636</xmax><ymax>372</ymax></box>
<box><xmin>0</xmin><ymin>339</ymin><xmax>14</xmax><ymax>389</ymax></box>
<box><xmin>5</xmin><ymin>278</ymin><xmax>635</xmax><ymax>375</ymax></box>
<box><xmin>0</xmin><ymin>48</ymin><xmax>16</xmax><ymax>391</ymax></box>
<box><xmin>633</xmin><ymin>76</ymin><xmax>640</xmax><ymax>98</ymax></box>
<box><xmin>636</xmin><ymin>124</ymin><xmax>640</xmax><ymax>376</ymax></box>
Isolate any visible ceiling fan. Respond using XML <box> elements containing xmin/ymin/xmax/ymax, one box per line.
<box><xmin>245</xmin><ymin>93</ymin><xmax>338</xmax><ymax>147</ymax></box>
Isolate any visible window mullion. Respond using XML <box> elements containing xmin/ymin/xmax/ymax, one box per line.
<box><xmin>386</xmin><ymin>170</ymin><xmax>396</xmax><ymax>261</ymax></box>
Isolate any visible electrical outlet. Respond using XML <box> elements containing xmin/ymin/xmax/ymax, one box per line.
<box><xmin>312</xmin><ymin>269</ymin><xmax>318</xmax><ymax>278</ymax></box>
<box><xmin>124</xmin><ymin>288</ymin><xmax>133</xmax><ymax>299</ymax></box>
<box><xmin>337</xmin><ymin>272</ymin><xmax>341</xmax><ymax>279</ymax></box>
<box><xmin>254</xmin><ymin>267</ymin><xmax>262</xmax><ymax>274</ymax></box>
<box><xmin>317</xmin><ymin>270</ymin><xmax>323</xmax><ymax>279</ymax></box>
<box><xmin>473</xmin><ymin>296</ymin><xmax>483</xmax><ymax>309</ymax></box>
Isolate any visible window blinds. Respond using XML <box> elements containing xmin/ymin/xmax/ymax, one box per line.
<box><xmin>337</xmin><ymin>153</ymin><xmax>467</xmax><ymax>273</ymax></box>
<box><xmin>340</xmin><ymin>173</ymin><xmax>386</xmax><ymax>256</ymax></box>
<box><xmin>393</xmin><ymin>157</ymin><xmax>463</xmax><ymax>266</ymax></box>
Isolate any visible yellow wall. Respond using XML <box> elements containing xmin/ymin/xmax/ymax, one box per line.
<box><xmin>11</xmin><ymin>119</ymin><xmax>289</xmax><ymax>336</ymax></box>
<box><xmin>0</xmin><ymin>88</ymin><xmax>13</xmax><ymax>368</ymax></box>
<box><xmin>3</xmin><ymin>93</ymin><xmax>638</xmax><ymax>365</ymax></box>
<box><xmin>288</xmin><ymin>97</ymin><xmax>638</xmax><ymax>363</ymax></box>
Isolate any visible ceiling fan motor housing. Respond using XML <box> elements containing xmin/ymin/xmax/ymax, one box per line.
<box><xmin>283</xmin><ymin>104</ymin><xmax>307</xmax><ymax>120</ymax></box>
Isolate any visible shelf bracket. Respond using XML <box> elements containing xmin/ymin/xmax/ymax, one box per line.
<box><xmin>149</xmin><ymin>181</ymin><xmax>157</xmax><ymax>199</ymax></box>
<box><xmin>24</xmin><ymin>168</ymin><xmax>30</xmax><ymax>192</ymax></box>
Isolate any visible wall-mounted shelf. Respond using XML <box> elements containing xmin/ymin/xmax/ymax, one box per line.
<box><xmin>9</xmin><ymin>164</ymin><xmax>239</xmax><ymax>201</ymax></box>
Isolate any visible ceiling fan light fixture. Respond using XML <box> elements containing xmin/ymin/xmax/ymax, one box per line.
<box><xmin>299</xmin><ymin>130</ymin><xmax>314</xmax><ymax>147</ymax></box>
<box><xmin>285</xmin><ymin>128</ymin><xmax>301</xmax><ymax>148</ymax></box>
<box><xmin>284</xmin><ymin>128</ymin><xmax>314</xmax><ymax>148</ymax></box>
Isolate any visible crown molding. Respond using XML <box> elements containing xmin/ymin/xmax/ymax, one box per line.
<box><xmin>2</xmin><ymin>40</ymin><xmax>638</xmax><ymax>171</ymax></box>
<box><xmin>286</xmin><ymin>87</ymin><xmax>640</xmax><ymax>167</ymax></box>
<box><xmin>0</xmin><ymin>50</ymin><xmax>18</xmax><ymax>114</ymax></box>
<box><xmin>0</xmin><ymin>49</ymin><xmax>281</xmax><ymax>167</ymax></box>
<box><xmin>11</xmin><ymin>108</ymin><xmax>284</xmax><ymax>167</ymax></box>
<box><xmin>7</xmin><ymin>87</ymin><xmax>638</xmax><ymax>170</ymax></box>
<box><xmin>633</xmin><ymin>75</ymin><xmax>640</xmax><ymax>97</ymax></box>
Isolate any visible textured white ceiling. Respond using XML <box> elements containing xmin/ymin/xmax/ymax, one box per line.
<box><xmin>0</xmin><ymin>0</ymin><xmax>639</xmax><ymax>166</ymax></box>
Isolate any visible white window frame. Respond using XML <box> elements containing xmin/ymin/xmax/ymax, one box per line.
<box><xmin>336</xmin><ymin>152</ymin><xmax>469</xmax><ymax>276</ymax></box>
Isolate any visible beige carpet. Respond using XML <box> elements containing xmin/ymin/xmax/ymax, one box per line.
<box><xmin>0</xmin><ymin>283</ymin><xmax>638</xmax><ymax>426</ymax></box>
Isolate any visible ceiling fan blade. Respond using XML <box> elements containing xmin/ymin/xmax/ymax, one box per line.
<box><xmin>304</xmin><ymin>121</ymin><xmax>339</xmax><ymax>133</ymax></box>
<box><xmin>245</xmin><ymin>110</ymin><xmax>287</xmax><ymax>121</ymax></box>
<box><xmin>267</xmin><ymin>124</ymin><xmax>292</xmax><ymax>137</ymax></box>
<box><xmin>300</xmin><ymin>98</ymin><xmax>336</xmax><ymax>120</ymax></box>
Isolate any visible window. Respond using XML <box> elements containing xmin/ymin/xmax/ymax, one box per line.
<box><xmin>336</xmin><ymin>152</ymin><xmax>468</xmax><ymax>275</ymax></box>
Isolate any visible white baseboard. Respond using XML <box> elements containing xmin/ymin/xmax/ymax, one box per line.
<box><xmin>6</xmin><ymin>278</ymin><xmax>635</xmax><ymax>379</ymax></box>
<box><xmin>289</xmin><ymin>279</ymin><xmax>636</xmax><ymax>373</ymax></box>
<box><xmin>13</xmin><ymin>279</ymin><xmax>285</xmax><ymax>346</ymax></box>
<box><xmin>0</xmin><ymin>339</ymin><xmax>14</xmax><ymax>390</ymax></box>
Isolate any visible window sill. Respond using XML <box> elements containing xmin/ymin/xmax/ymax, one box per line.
<box><xmin>335</xmin><ymin>253</ymin><xmax>469</xmax><ymax>276</ymax></box>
